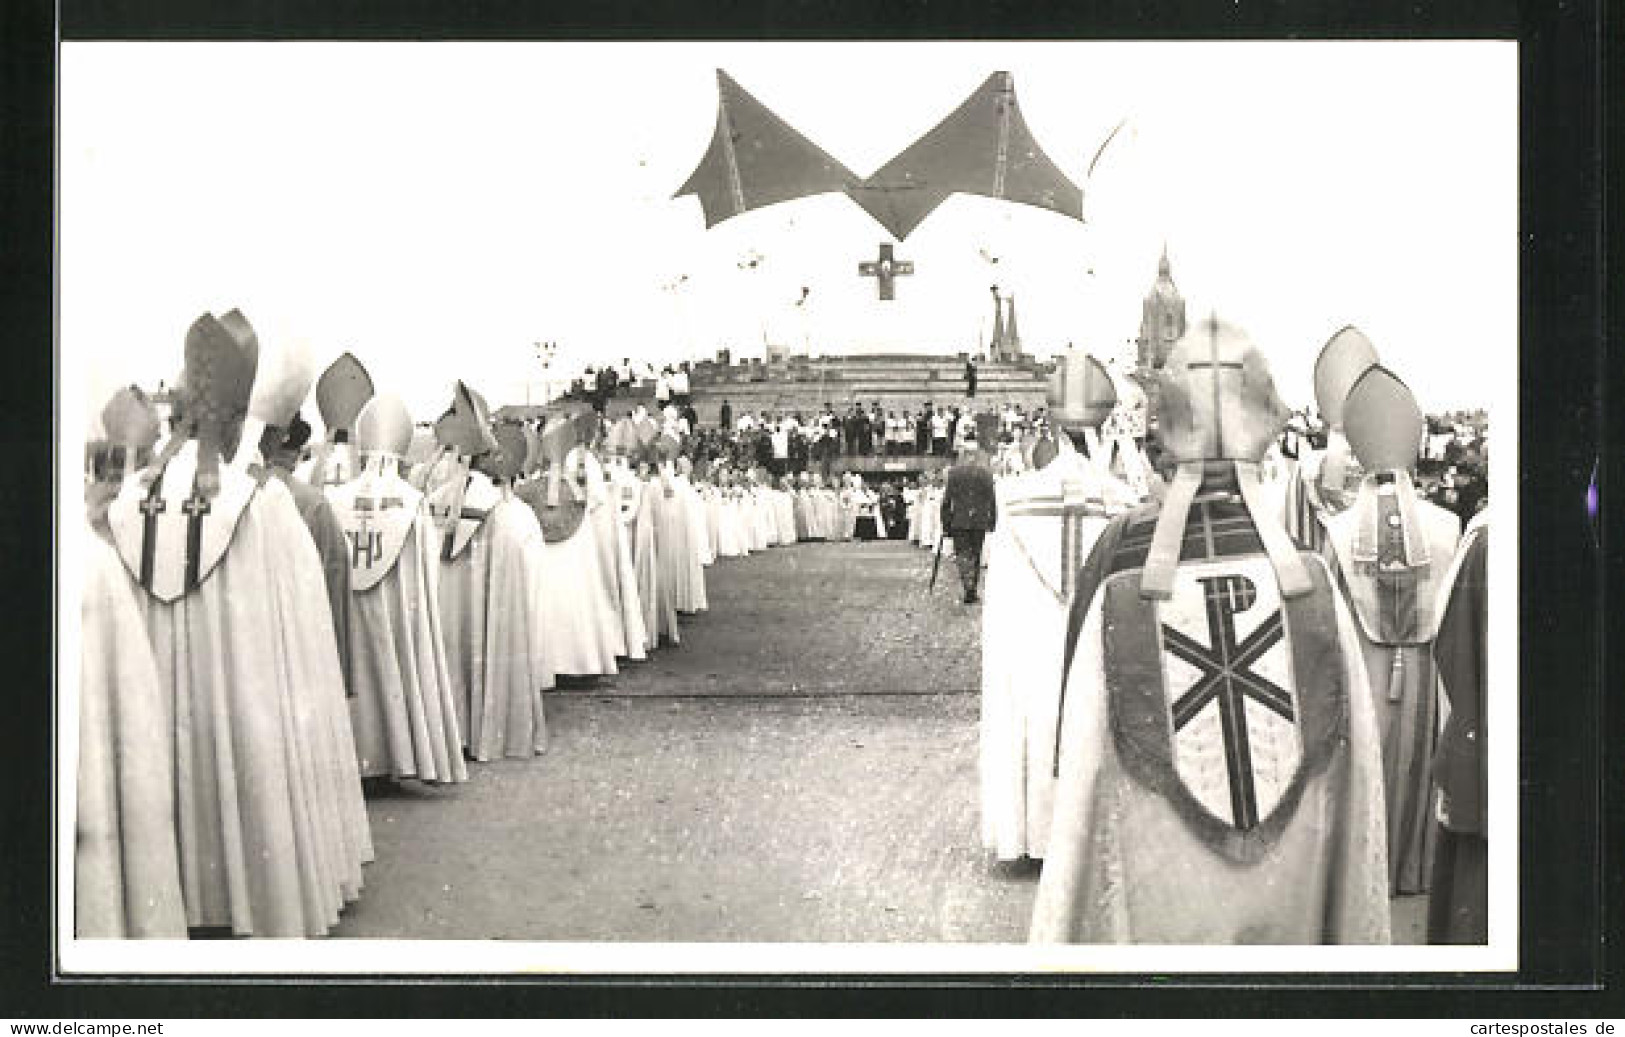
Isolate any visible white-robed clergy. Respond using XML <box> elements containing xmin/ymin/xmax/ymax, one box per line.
<box><xmin>699</xmin><ymin>472</ymin><xmax>724</xmax><ymax>558</ymax></box>
<box><xmin>1324</xmin><ymin>365</ymin><xmax>1461</xmax><ymax>896</ymax></box>
<box><xmin>428</xmin><ymin>383</ymin><xmax>553</xmax><ymax>762</ymax></box>
<box><xmin>675</xmin><ymin>455</ymin><xmax>716</xmax><ymax>572</ymax></box>
<box><xmin>916</xmin><ymin>475</ymin><xmax>944</xmax><ymax>549</ymax></box>
<box><xmin>680</xmin><ymin>458</ymin><xmax>717</xmax><ymax>567</ymax></box>
<box><xmin>250</xmin><ymin>347</ymin><xmax>375</xmax><ymax>883</ymax></box>
<box><xmin>1284</xmin><ymin>327</ymin><xmax>1380</xmax><ymax>552</ymax></box>
<box><xmin>979</xmin><ymin>429</ymin><xmax>1120</xmax><ymax>862</ymax></box>
<box><xmin>603</xmin><ymin>421</ymin><xmax>655</xmax><ymax>657</ymax></box>
<box><xmin>710</xmin><ymin>472</ymin><xmax>744</xmax><ymax>557</ymax></box>
<box><xmin>746</xmin><ymin>476</ymin><xmax>774</xmax><ymax>551</ymax></box>
<box><xmin>635</xmin><ymin>446</ymin><xmax>684</xmax><ymax>643</ymax></box>
<box><xmin>652</xmin><ymin>435</ymin><xmax>707</xmax><ymax>615</ymax></box>
<box><xmin>1031</xmin><ymin>317</ymin><xmax>1390</xmax><ymax>945</ymax></box>
<box><xmin>770</xmin><ymin>477</ymin><xmax>798</xmax><ymax>546</ymax></box>
<box><xmin>106</xmin><ymin>310</ymin><xmax>371</xmax><ymax>936</ymax></box>
<box><xmin>78</xmin><ymin>389</ymin><xmax>186</xmax><ymax>938</ymax></box>
<box><xmin>579</xmin><ymin>416</ymin><xmax>651</xmax><ymax>660</ymax></box>
<box><xmin>518</xmin><ymin>418</ymin><xmax>622</xmax><ymax>676</ymax></box>
<box><xmin>331</xmin><ymin>393</ymin><xmax>468</xmax><ymax>785</ymax></box>
<box><xmin>296</xmin><ymin>352</ymin><xmax>373</xmax><ymax>489</ymax></box>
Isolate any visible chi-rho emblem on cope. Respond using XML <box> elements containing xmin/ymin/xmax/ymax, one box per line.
<box><xmin>1104</xmin><ymin>552</ymin><xmax>1345</xmax><ymax>844</ymax></box>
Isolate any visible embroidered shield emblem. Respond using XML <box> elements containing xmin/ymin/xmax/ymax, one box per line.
<box><xmin>327</xmin><ymin>476</ymin><xmax>423</xmax><ymax>591</ymax></box>
<box><xmin>1102</xmin><ymin>552</ymin><xmax>1346</xmax><ymax>857</ymax></box>
<box><xmin>426</xmin><ymin>471</ymin><xmax>500</xmax><ymax>560</ymax></box>
<box><xmin>107</xmin><ymin>449</ymin><xmax>258</xmax><ymax>604</ymax></box>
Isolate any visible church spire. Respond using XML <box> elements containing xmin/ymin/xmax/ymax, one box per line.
<box><xmin>1137</xmin><ymin>247</ymin><xmax>1185</xmax><ymax>371</ymax></box>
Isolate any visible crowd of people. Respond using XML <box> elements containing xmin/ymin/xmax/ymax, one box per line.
<box><xmin>78</xmin><ymin>317</ymin><xmax>879</xmax><ymax>939</ymax></box>
<box><xmin>77</xmin><ymin>310</ymin><xmax>1490</xmax><ymax>948</ymax></box>
<box><xmin>581</xmin><ymin>394</ymin><xmax>1052</xmax><ymax>485</ymax></box>
<box><xmin>73</xmin><ymin>313</ymin><xmax>1009</xmax><ymax>941</ymax></box>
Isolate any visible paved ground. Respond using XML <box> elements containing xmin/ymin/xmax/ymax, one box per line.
<box><xmin>333</xmin><ymin>694</ymin><xmax>1037</xmax><ymax>942</ymax></box>
<box><xmin>559</xmin><ymin>539</ymin><xmax>980</xmax><ymax>697</ymax></box>
<box><xmin>332</xmin><ymin>539</ymin><xmax>1426</xmax><ymax>944</ymax></box>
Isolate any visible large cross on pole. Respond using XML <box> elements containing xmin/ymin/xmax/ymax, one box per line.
<box><xmin>858</xmin><ymin>242</ymin><xmax>914</xmax><ymax>301</ymax></box>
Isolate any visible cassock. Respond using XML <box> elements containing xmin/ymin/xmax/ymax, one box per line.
<box><xmin>77</xmin><ymin>520</ymin><xmax>187</xmax><ymax>938</ymax></box>
<box><xmin>979</xmin><ymin>448</ymin><xmax>1112</xmax><ymax>860</ymax></box>
<box><xmin>1427</xmin><ymin>510</ymin><xmax>1489</xmax><ymax>943</ymax></box>
<box><xmin>853</xmin><ymin>489</ymin><xmax>880</xmax><ymax>540</ymax></box>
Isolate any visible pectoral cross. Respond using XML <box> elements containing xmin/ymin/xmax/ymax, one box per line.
<box><xmin>858</xmin><ymin>242</ymin><xmax>914</xmax><ymax>301</ymax></box>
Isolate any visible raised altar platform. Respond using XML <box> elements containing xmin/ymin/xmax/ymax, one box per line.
<box><xmin>619</xmin><ymin>353</ymin><xmax>1054</xmax><ymax>421</ymax></box>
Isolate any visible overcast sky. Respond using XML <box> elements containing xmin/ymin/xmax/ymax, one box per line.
<box><xmin>61</xmin><ymin>40</ymin><xmax>1515</xmax><ymax>434</ymax></box>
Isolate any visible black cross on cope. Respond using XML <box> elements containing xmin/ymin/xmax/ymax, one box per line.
<box><xmin>858</xmin><ymin>242</ymin><xmax>914</xmax><ymax>301</ymax></box>
<box><xmin>180</xmin><ymin>492</ymin><xmax>213</xmax><ymax>591</ymax></box>
<box><xmin>137</xmin><ymin>478</ymin><xmax>167</xmax><ymax>589</ymax></box>
<box><xmin>1163</xmin><ymin>574</ymin><xmax>1295</xmax><ymax>831</ymax></box>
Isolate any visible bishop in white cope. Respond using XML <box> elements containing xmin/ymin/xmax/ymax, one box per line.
<box><xmin>330</xmin><ymin>393</ymin><xmax>468</xmax><ymax>785</ymax></box>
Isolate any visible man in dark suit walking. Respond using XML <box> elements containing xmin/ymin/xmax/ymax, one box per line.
<box><xmin>940</xmin><ymin>440</ymin><xmax>998</xmax><ymax>604</ymax></box>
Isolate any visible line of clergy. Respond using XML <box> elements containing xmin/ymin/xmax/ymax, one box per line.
<box><xmin>978</xmin><ymin>322</ymin><xmax>1488</xmax><ymax>946</ymax></box>
<box><xmin>75</xmin><ymin>311</ymin><xmax>838</xmax><ymax>939</ymax></box>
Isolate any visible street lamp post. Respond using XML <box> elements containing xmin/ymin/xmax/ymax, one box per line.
<box><xmin>534</xmin><ymin>340</ymin><xmax>560</xmax><ymax>407</ymax></box>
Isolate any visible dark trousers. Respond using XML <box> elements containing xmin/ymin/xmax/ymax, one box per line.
<box><xmin>1427</xmin><ymin>827</ymin><xmax>1488</xmax><ymax>944</ymax></box>
<box><xmin>950</xmin><ymin>529</ymin><xmax>986</xmax><ymax>598</ymax></box>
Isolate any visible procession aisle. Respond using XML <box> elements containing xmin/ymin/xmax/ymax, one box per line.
<box><xmin>329</xmin><ymin>539</ymin><xmax>1426</xmax><ymax>943</ymax></box>
<box><xmin>588</xmin><ymin>539</ymin><xmax>982</xmax><ymax>697</ymax></box>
